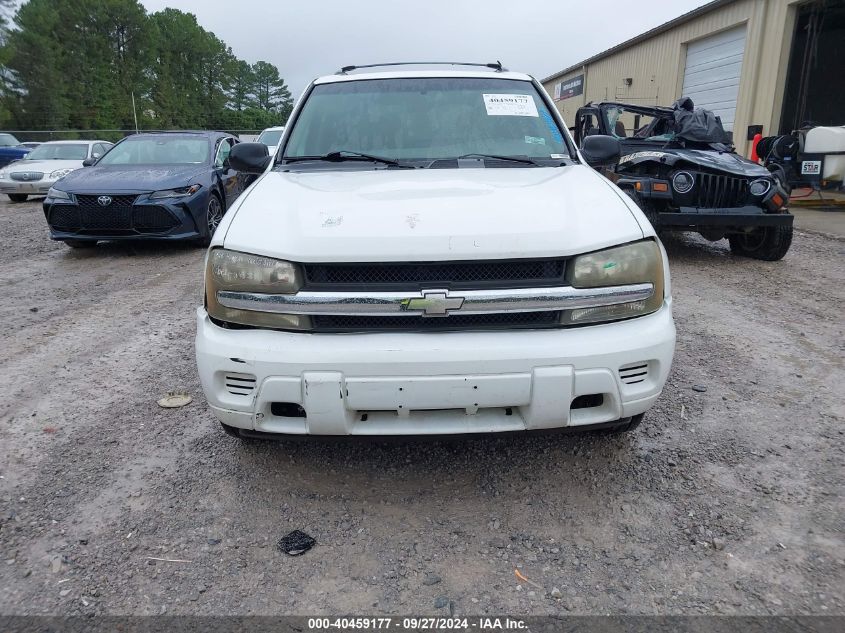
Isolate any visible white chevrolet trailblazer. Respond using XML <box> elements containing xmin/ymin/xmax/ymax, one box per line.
<box><xmin>195</xmin><ymin>63</ymin><xmax>676</xmax><ymax>439</ymax></box>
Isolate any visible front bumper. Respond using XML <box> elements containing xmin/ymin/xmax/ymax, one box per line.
<box><xmin>658</xmin><ymin>209</ymin><xmax>793</xmax><ymax>228</ymax></box>
<box><xmin>195</xmin><ymin>303</ymin><xmax>676</xmax><ymax>436</ymax></box>
<box><xmin>0</xmin><ymin>177</ymin><xmax>58</xmax><ymax>196</ymax></box>
<box><xmin>43</xmin><ymin>194</ymin><xmax>207</xmax><ymax>242</ymax></box>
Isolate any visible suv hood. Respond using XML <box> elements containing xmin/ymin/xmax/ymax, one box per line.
<box><xmin>619</xmin><ymin>147</ymin><xmax>771</xmax><ymax>178</ymax></box>
<box><xmin>223</xmin><ymin>165</ymin><xmax>645</xmax><ymax>262</ymax></box>
<box><xmin>55</xmin><ymin>164</ymin><xmax>206</xmax><ymax>193</ymax></box>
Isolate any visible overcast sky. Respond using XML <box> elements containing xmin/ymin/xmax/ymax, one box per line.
<box><xmin>140</xmin><ymin>0</ymin><xmax>712</xmax><ymax>98</ymax></box>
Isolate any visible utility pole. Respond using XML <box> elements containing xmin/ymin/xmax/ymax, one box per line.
<box><xmin>131</xmin><ymin>92</ymin><xmax>139</xmax><ymax>134</ymax></box>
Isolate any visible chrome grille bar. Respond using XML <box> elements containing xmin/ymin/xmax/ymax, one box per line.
<box><xmin>217</xmin><ymin>283</ymin><xmax>654</xmax><ymax>317</ymax></box>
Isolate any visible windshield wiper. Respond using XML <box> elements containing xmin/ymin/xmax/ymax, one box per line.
<box><xmin>457</xmin><ymin>153</ymin><xmax>542</xmax><ymax>166</ymax></box>
<box><xmin>283</xmin><ymin>150</ymin><xmax>411</xmax><ymax>168</ymax></box>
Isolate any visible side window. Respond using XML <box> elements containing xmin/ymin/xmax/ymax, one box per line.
<box><xmin>576</xmin><ymin>111</ymin><xmax>601</xmax><ymax>144</ymax></box>
<box><xmin>92</xmin><ymin>143</ymin><xmax>108</xmax><ymax>157</ymax></box>
<box><xmin>215</xmin><ymin>138</ymin><xmax>233</xmax><ymax>167</ymax></box>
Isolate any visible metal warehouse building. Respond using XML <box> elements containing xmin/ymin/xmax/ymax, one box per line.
<box><xmin>542</xmin><ymin>0</ymin><xmax>844</xmax><ymax>154</ymax></box>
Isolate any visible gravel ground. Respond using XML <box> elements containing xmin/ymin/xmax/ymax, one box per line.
<box><xmin>0</xmin><ymin>198</ymin><xmax>842</xmax><ymax>616</ymax></box>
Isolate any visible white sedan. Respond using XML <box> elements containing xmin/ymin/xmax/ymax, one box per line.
<box><xmin>256</xmin><ymin>126</ymin><xmax>285</xmax><ymax>158</ymax></box>
<box><xmin>0</xmin><ymin>140</ymin><xmax>113</xmax><ymax>202</ymax></box>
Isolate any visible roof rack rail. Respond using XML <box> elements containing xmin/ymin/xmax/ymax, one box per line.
<box><xmin>337</xmin><ymin>61</ymin><xmax>507</xmax><ymax>75</ymax></box>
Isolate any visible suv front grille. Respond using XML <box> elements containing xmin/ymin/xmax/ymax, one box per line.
<box><xmin>312</xmin><ymin>311</ymin><xmax>561</xmax><ymax>332</ymax></box>
<box><xmin>303</xmin><ymin>259</ymin><xmax>566</xmax><ymax>289</ymax></box>
<box><xmin>693</xmin><ymin>173</ymin><xmax>748</xmax><ymax>208</ymax></box>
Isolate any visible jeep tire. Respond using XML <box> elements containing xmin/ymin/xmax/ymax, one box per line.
<box><xmin>728</xmin><ymin>225</ymin><xmax>793</xmax><ymax>261</ymax></box>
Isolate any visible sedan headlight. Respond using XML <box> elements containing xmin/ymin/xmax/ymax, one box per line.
<box><xmin>205</xmin><ymin>248</ymin><xmax>309</xmax><ymax>330</ymax></box>
<box><xmin>49</xmin><ymin>168</ymin><xmax>75</xmax><ymax>179</ymax></box>
<box><xmin>562</xmin><ymin>240</ymin><xmax>665</xmax><ymax>325</ymax></box>
<box><xmin>150</xmin><ymin>184</ymin><xmax>201</xmax><ymax>199</ymax></box>
<box><xmin>47</xmin><ymin>187</ymin><xmax>72</xmax><ymax>200</ymax></box>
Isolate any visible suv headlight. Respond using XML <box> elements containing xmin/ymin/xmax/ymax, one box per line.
<box><xmin>0</xmin><ymin>170</ymin><xmax>8</xmax><ymax>179</ymax></box>
<box><xmin>47</xmin><ymin>187</ymin><xmax>72</xmax><ymax>200</ymax></box>
<box><xmin>205</xmin><ymin>248</ymin><xmax>310</xmax><ymax>330</ymax></box>
<box><xmin>749</xmin><ymin>179</ymin><xmax>771</xmax><ymax>196</ymax></box>
<box><xmin>562</xmin><ymin>240</ymin><xmax>665</xmax><ymax>325</ymax></box>
<box><xmin>150</xmin><ymin>184</ymin><xmax>201</xmax><ymax>199</ymax></box>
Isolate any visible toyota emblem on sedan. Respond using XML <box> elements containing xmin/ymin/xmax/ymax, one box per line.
<box><xmin>400</xmin><ymin>289</ymin><xmax>465</xmax><ymax>317</ymax></box>
<box><xmin>97</xmin><ymin>196</ymin><xmax>112</xmax><ymax>206</ymax></box>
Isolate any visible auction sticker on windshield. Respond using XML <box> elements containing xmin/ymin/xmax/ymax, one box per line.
<box><xmin>483</xmin><ymin>94</ymin><xmax>539</xmax><ymax>117</ymax></box>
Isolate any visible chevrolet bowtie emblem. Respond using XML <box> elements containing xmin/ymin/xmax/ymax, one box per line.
<box><xmin>401</xmin><ymin>290</ymin><xmax>465</xmax><ymax>317</ymax></box>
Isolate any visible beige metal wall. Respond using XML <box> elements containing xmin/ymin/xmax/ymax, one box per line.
<box><xmin>542</xmin><ymin>0</ymin><xmax>802</xmax><ymax>154</ymax></box>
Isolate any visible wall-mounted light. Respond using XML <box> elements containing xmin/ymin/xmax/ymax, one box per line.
<box><xmin>623</xmin><ymin>77</ymin><xmax>633</xmax><ymax>87</ymax></box>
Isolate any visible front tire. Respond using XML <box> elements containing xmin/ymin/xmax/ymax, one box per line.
<box><xmin>8</xmin><ymin>194</ymin><xmax>28</xmax><ymax>203</ymax></box>
<box><xmin>728</xmin><ymin>225</ymin><xmax>793</xmax><ymax>261</ymax></box>
<box><xmin>64</xmin><ymin>239</ymin><xmax>97</xmax><ymax>249</ymax></box>
<box><xmin>199</xmin><ymin>193</ymin><xmax>224</xmax><ymax>246</ymax></box>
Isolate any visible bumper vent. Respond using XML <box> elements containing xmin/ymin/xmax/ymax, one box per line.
<box><xmin>132</xmin><ymin>205</ymin><xmax>179</xmax><ymax>232</ymax></box>
<box><xmin>50</xmin><ymin>205</ymin><xmax>81</xmax><ymax>231</ymax></box>
<box><xmin>224</xmin><ymin>373</ymin><xmax>256</xmax><ymax>396</ymax></box>
<box><xmin>312</xmin><ymin>311</ymin><xmax>561</xmax><ymax>332</ymax></box>
<box><xmin>619</xmin><ymin>363</ymin><xmax>649</xmax><ymax>385</ymax></box>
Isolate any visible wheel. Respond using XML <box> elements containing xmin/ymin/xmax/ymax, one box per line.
<box><xmin>8</xmin><ymin>194</ymin><xmax>28</xmax><ymax>203</ymax></box>
<box><xmin>622</xmin><ymin>188</ymin><xmax>662</xmax><ymax>231</ymax></box>
<box><xmin>604</xmin><ymin>413</ymin><xmax>645</xmax><ymax>434</ymax></box>
<box><xmin>728</xmin><ymin>225</ymin><xmax>793</xmax><ymax>261</ymax></box>
<box><xmin>64</xmin><ymin>239</ymin><xmax>97</xmax><ymax>249</ymax></box>
<box><xmin>200</xmin><ymin>194</ymin><xmax>224</xmax><ymax>246</ymax></box>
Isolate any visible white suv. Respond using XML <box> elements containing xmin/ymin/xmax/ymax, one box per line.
<box><xmin>195</xmin><ymin>64</ymin><xmax>676</xmax><ymax>438</ymax></box>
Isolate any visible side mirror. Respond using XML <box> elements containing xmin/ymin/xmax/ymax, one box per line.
<box><xmin>581</xmin><ymin>135</ymin><xmax>621</xmax><ymax>167</ymax></box>
<box><xmin>229</xmin><ymin>143</ymin><xmax>270</xmax><ymax>174</ymax></box>
<box><xmin>82</xmin><ymin>157</ymin><xmax>97</xmax><ymax>167</ymax></box>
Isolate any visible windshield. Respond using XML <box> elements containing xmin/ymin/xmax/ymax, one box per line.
<box><xmin>0</xmin><ymin>134</ymin><xmax>20</xmax><ymax>147</ymax></box>
<box><xmin>605</xmin><ymin>106</ymin><xmax>676</xmax><ymax>141</ymax></box>
<box><xmin>97</xmin><ymin>136</ymin><xmax>209</xmax><ymax>165</ymax></box>
<box><xmin>283</xmin><ymin>77</ymin><xmax>570</xmax><ymax>165</ymax></box>
<box><xmin>257</xmin><ymin>129</ymin><xmax>284</xmax><ymax>146</ymax></box>
<box><xmin>25</xmin><ymin>143</ymin><xmax>89</xmax><ymax>160</ymax></box>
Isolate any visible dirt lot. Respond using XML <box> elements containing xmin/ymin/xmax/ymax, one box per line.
<box><xmin>0</xmin><ymin>198</ymin><xmax>842</xmax><ymax>616</ymax></box>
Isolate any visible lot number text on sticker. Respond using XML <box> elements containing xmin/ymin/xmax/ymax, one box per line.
<box><xmin>483</xmin><ymin>94</ymin><xmax>539</xmax><ymax>117</ymax></box>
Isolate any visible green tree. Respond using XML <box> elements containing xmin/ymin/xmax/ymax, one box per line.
<box><xmin>1</xmin><ymin>2</ymin><xmax>292</xmax><ymax>132</ymax></box>
<box><xmin>252</xmin><ymin>61</ymin><xmax>292</xmax><ymax>118</ymax></box>
<box><xmin>4</xmin><ymin>0</ymin><xmax>151</xmax><ymax>130</ymax></box>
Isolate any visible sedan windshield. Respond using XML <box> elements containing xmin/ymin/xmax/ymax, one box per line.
<box><xmin>257</xmin><ymin>129</ymin><xmax>284</xmax><ymax>146</ymax></box>
<box><xmin>0</xmin><ymin>133</ymin><xmax>20</xmax><ymax>147</ymax></box>
<box><xmin>24</xmin><ymin>143</ymin><xmax>89</xmax><ymax>160</ymax></box>
<box><xmin>97</xmin><ymin>136</ymin><xmax>209</xmax><ymax>165</ymax></box>
<box><xmin>283</xmin><ymin>77</ymin><xmax>571</xmax><ymax>166</ymax></box>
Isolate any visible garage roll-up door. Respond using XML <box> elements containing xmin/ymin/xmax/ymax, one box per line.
<box><xmin>682</xmin><ymin>25</ymin><xmax>747</xmax><ymax>131</ymax></box>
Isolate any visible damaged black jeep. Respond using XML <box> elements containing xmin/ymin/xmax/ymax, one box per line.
<box><xmin>575</xmin><ymin>98</ymin><xmax>794</xmax><ymax>260</ymax></box>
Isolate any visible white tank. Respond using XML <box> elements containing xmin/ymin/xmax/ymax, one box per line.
<box><xmin>803</xmin><ymin>126</ymin><xmax>845</xmax><ymax>181</ymax></box>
